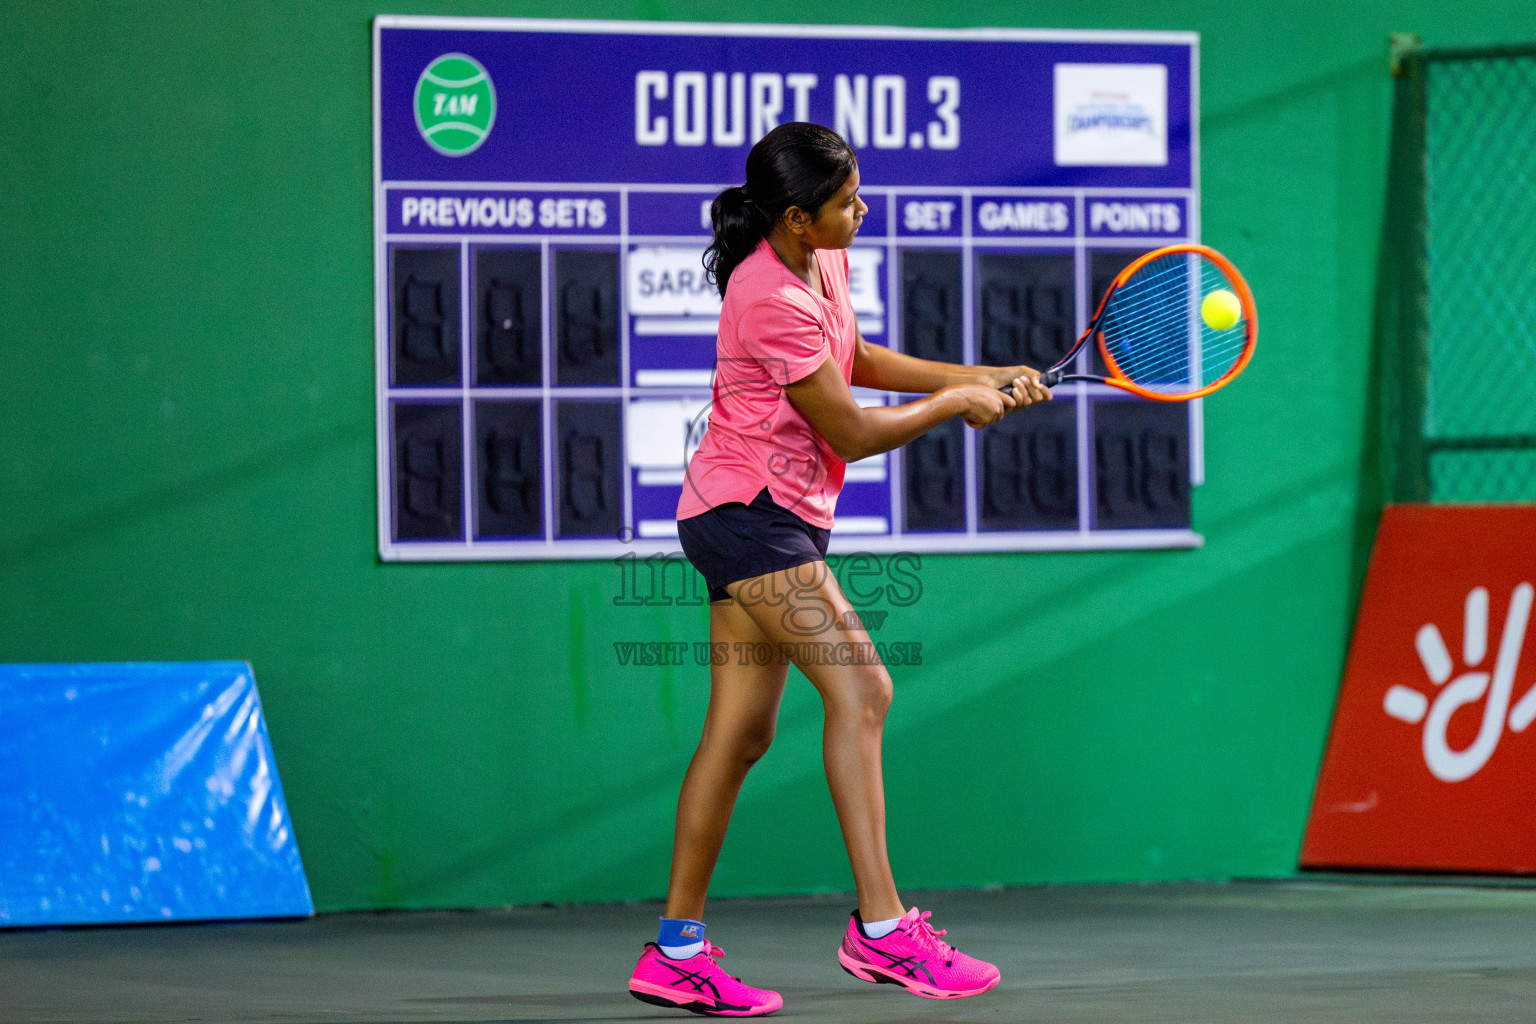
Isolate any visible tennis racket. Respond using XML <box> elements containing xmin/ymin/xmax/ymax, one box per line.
<box><xmin>1002</xmin><ymin>244</ymin><xmax>1257</xmax><ymax>402</ymax></box>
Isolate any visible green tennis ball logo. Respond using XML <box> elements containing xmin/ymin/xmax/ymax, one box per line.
<box><xmin>415</xmin><ymin>54</ymin><xmax>496</xmax><ymax>156</ymax></box>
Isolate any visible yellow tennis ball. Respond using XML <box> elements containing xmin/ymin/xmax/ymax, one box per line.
<box><xmin>1201</xmin><ymin>288</ymin><xmax>1242</xmax><ymax>331</ymax></box>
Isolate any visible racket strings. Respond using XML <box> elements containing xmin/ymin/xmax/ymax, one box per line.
<box><xmin>1098</xmin><ymin>253</ymin><xmax>1250</xmax><ymax>395</ymax></box>
<box><xmin>1106</xmin><ymin>262</ymin><xmax>1246</xmax><ymax>386</ymax></box>
<box><xmin>1102</xmin><ymin>260</ymin><xmax>1247</xmax><ymax>390</ymax></box>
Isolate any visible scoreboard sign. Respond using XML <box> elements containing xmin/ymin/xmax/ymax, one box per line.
<box><xmin>373</xmin><ymin>17</ymin><xmax>1201</xmax><ymax>561</ymax></box>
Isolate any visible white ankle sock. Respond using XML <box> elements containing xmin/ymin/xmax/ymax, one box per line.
<box><xmin>862</xmin><ymin>915</ymin><xmax>902</xmax><ymax>939</ymax></box>
<box><xmin>659</xmin><ymin>940</ymin><xmax>704</xmax><ymax>959</ymax></box>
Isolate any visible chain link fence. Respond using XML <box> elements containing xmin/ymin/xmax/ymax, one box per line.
<box><xmin>1381</xmin><ymin>43</ymin><xmax>1536</xmax><ymax>503</ymax></box>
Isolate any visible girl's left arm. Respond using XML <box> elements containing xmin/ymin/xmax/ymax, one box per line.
<box><xmin>849</xmin><ymin>336</ymin><xmax>1039</xmax><ymax>394</ymax></box>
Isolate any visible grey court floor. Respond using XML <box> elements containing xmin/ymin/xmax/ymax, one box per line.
<box><xmin>4</xmin><ymin>881</ymin><xmax>1535</xmax><ymax>1023</ymax></box>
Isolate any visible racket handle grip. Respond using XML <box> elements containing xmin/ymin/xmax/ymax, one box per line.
<box><xmin>997</xmin><ymin>368</ymin><xmax>1063</xmax><ymax>394</ymax></box>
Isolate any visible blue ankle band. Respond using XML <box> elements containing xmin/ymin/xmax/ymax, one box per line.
<box><xmin>658</xmin><ymin>917</ymin><xmax>705</xmax><ymax>947</ymax></box>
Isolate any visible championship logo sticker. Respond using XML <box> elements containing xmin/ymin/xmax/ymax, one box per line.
<box><xmin>1053</xmin><ymin>63</ymin><xmax>1167</xmax><ymax>167</ymax></box>
<box><xmin>415</xmin><ymin>54</ymin><xmax>496</xmax><ymax>156</ymax></box>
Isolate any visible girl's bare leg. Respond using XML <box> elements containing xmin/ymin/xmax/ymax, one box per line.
<box><xmin>664</xmin><ymin>598</ymin><xmax>790</xmax><ymax>921</ymax></box>
<box><xmin>725</xmin><ymin>562</ymin><xmax>905</xmax><ymax>922</ymax></box>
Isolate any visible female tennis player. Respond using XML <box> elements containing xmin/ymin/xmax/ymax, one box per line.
<box><xmin>627</xmin><ymin>122</ymin><xmax>1049</xmax><ymax>1017</ymax></box>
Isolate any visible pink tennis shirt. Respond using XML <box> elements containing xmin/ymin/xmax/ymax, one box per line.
<box><xmin>677</xmin><ymin>238</ymin><xmax>858</xmax><ymax>529</ymax></box>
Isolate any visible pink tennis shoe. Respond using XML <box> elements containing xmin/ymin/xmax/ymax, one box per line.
<box><xmin>629</xmin><ymin>941</ymin><xmax>783</xmax><ymax>1017</ymax></box>
<box><xmin>838</xmin><ymin>907</ymin><xmax>1001</xmax><ymax>999</ymax></box>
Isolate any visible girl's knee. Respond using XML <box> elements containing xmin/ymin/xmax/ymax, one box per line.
<box><xmin>739</xmin><ymin>722</ymin><xmax>776</xmax><ymax>765</ymax></box>
<box><xmin>825</xmin><ymin>666</ymin><xmax>892</xmax><ymax>724</ymax></box>
<box><xmin>863</xmin><ymin>670</ymin><xmax>893</xmax><ymax>721</ymax></box>
<box><xmin>704</xmin><ymin>718</ymin><xmax>777</xmax><ymax>767</ymax></box>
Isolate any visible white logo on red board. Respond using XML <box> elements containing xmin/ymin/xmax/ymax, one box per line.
<box><xmin>1383</xmin><ymin>583</ymin><xmax>1536</xmax><ymax>782</ymax></box>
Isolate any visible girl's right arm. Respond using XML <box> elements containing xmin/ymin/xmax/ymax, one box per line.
<box><xmin>784</xmin><ymin>358</ymin><xmax>1046</xmax><ymax>463</ymax></box>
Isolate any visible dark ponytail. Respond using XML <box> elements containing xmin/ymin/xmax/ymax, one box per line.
<box><xmin>704</xmin><ymin>122</ymin><xmax>858</xmax><ymax>297</ymax></box>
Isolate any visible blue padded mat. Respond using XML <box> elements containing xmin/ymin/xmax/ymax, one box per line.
<box><xmin>0</xmin><ymin>662</ymin><xmax>313</xmax><ymax>927</ymax></box>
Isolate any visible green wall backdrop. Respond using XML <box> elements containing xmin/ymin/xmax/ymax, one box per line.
<box><xmin>5</xmin><ymin>1</ymin><xmax>1535</xmax><ymax>912</ymax></box>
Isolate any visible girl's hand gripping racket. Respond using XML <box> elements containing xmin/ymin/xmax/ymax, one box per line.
<box><xmin>1005</xmin><ymin>244</ymin><xmax>1257</xmax><ymax>402</ymax></box>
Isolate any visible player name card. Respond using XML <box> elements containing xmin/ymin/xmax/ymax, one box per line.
<box><xmin>373</xmin><ymin>17</ymin><xmax>1200</xmax><ymax>561</ymax></box>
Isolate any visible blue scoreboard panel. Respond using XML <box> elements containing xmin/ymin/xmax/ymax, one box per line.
<box><xmin>373</xmin><ymin>17</ymin><xmax>1201</xmax><ymax>560</ymax></box>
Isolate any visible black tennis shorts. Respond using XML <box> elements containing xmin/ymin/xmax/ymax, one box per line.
<box><xmin>677</xmin><ymin>487</ymin><xmax>832</xmax><ymax>603</ymax></box>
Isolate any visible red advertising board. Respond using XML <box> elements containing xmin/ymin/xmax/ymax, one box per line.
<box><xmin>1302</xmin><ymin>504</ymin><xmax>1536</xmax><ymax>873</ymax></box>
